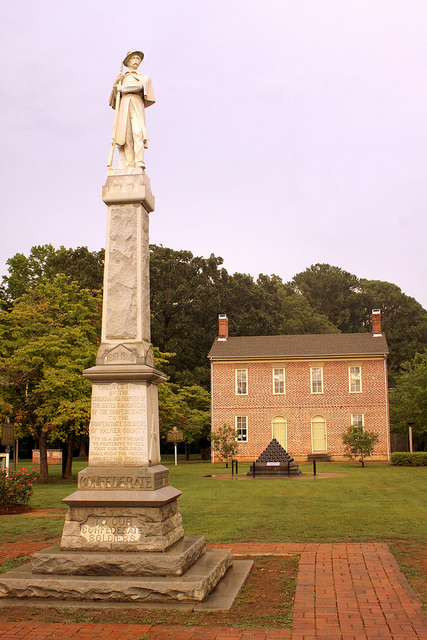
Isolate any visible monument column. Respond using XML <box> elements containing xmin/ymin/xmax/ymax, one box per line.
<box><xmin>59</xmin><ymin>169</ymin><xmax>185</xmax><ymax>553</ymax></box>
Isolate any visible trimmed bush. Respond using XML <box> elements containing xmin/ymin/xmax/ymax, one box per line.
<box><xmin>0</xmin><ymin>467</ymin><xmax>38</xmax><ymax>509</ymax></box>
<box><xmin>391</xmin><ymin>452</ymin><xmax>427</xmax><ymax>466</ymax></box>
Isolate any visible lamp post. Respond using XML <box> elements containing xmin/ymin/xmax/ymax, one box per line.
<box><xmin>407</xmin><ymin>419</ymin><xmax>414</xmax><ymax>453</ymax></box>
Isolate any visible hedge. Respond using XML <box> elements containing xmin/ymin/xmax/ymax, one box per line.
<box><xmin>391</xmin><ymin>452</ymin><xmax>427</xmax><ymax>466</ymax></box>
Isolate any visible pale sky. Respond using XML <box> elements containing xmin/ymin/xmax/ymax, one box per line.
<box><xmin>1</xmin><ymin>1</ymin><xmax>426</xmax><ymax>308</ymax></box>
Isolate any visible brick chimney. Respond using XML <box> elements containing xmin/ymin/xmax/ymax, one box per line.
<box><xmin>218</xmin><ymin>314</ymin><xmax>228</xmax><ymax>340</ymax></box>
<box><xmin>372</xmin><ymin>309</ymin><xmax>382</xmax><ymax>336</ymax></box>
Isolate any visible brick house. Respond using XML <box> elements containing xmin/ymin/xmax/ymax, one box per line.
<box><xmin>208</xmin><ymin>311</ymin><xmax>390</xmax><ymax>462</ymax></box>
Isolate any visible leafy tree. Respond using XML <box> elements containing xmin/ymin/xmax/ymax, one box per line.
<box><xmin>389</xmin><ymin>351</ymin><xmax>427</xmax><ymax>451</ymax></box>
<box><xmin>158</xmin><ymin>383</ymin><xmax>211</xmax><ymax>459</ymax></box>
<box><xmin>0</xmin><ymin>275</ymin><xmax>101</xmax><ymax>480</ymax></box>
<box><xmin>1</xmin><ymin>245</ymin><xmax>104</xmax><ymax>304</ymax></box>
<box><xmin>0</xmin><ymin>245</ymin><xmax>58</xmax><ymax>303</ymax></box>
<box><xmin>221</xmin><ymin>272</ymin><xmax>284</xmax><ymax>337</ymax></box>
<box><xmin>360</xmin><ymin>280</ymin><xmax>427</xmax><ymax>381</ymax></box>
<box><xmin>211</xmin><ymin>424</ymin><xmax>239</xmax><ymax>467</ymax></box>
<box><xmin>290</xmin><ymin>265</ymin><xmax>427</xmax><ymax>382</ymax></box>
<box><xmin>150</xmin><ymin>245</ymin><xmax>229</xmax><ymax>387</ymax></box>
<box><xmin>342</xmin><ymin>425</ymin><xmax>379</xmax><ymax>467</ymax></box>
<box><xmin>48</xmin><ymin>246</ymin><xmax>104</xmax><ymax>291</ymax></box>
<box><xmin>149</xmin><ymin>249</ymin><xmax>339</xmax><ymax>387</ymax></box>
<box><xmin>277</xmin><ymin>286</ymin><xmax>340</xmax><ymax>335</ymax></box>
<box><xmin>291</xmin><ymin>264</ymin><xmax>365</xmax><ymax>333</ymax></box>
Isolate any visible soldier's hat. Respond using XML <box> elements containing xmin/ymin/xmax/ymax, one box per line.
<box><xmin>123</xmin><ymin>50</ymin><xmax>144</xmax><ymax>67</ymax></box>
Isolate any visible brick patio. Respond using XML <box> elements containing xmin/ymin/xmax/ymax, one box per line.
<box><xmin>0</xmin><ymin>542</ymin><xmax>426</xmax><ymax>639</ymax></box>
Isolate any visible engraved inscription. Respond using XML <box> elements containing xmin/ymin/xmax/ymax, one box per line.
<box><xmin>80</xmin><ymin>516</ymin><xmax>141</xmax><ymax>543</ymax></box>
<box><xmin>80</xmin><ymin>475</ymin><xmax>151</xmax><ymax>489</ymax></box>
<box><xmin>104</xmin><ymin>345</ymin><xmax>137</xmax><ymax>364</ymax></box>
<box><xmin>78</xmin><ymin>470</ymin><xmax>169</xmax><ymax>490</ymax></box>
<box><xmin>89</xmin><ymin>383</ymin><xmax>148</xmax><ymax>465</ymax></box>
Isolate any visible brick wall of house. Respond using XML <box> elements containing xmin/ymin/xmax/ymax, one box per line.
<box><xmin>211</xmin><ymin>357</ymin><xmax>390</xmax><ymax>462</ymax></box>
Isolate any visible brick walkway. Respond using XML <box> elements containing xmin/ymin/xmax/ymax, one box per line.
<box><xmin>1</xmin><ymin>542</ymin><xmax>426</xmax><ymax>639</ymax></box>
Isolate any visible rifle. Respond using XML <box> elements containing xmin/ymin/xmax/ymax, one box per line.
<box><xmin>107</xmin><ymin>63</ymin><xmax>123</xmax><ymax>168</ymax></box>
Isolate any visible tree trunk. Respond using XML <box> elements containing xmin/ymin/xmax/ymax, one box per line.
<box><xmin>78</xmin><ymin>437</ymin><xmax>87</xmax><ymax>458</ymax></box>
<box><xmin>62</xmin><ymin>432</ymin><xmax>75</xmax><ymax>479</ymax></box>
<box><xmin>38</xmin><ymin>431</ymin><xmax>49</xmax><ymax>483</ymax></box>
<box><xmin>185</xmin><ymin>442</ymin><xmax>191</xmax><ymax>461</ymax></box>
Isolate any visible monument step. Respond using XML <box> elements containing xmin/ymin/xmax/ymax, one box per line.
<box><xmin>0</xmin><ymin>549</ymin><xmax>233</xmax><ymax>603</ymax></box>
<box><xmin>32</xmin><ymin>535</ymin><xmax>206</xmax><ymax>577</ymax></box>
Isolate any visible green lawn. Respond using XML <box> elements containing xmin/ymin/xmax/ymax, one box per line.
<box><xmin>1</xmin><ymin>458</ymin><xmax>426</xmax><ymax>545</ymax></box>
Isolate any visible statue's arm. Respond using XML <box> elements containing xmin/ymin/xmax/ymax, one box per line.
<box><xmin>120</xmin><ymin>80</ymin><xmax>144</xmax><ymax>94</ymax></box>
<box><xmin>108</xmin><ymin>74</ymin><xmax>124</xmax><ymax>109</ymax></box>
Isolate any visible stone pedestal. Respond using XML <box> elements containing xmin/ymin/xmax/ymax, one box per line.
<box><xmin>60</xmin><ymin>170</ymin><xmax>180</xmax><ymax>554</ymax></box>
<box><xmin>0</xmin><ymin>168</ymin><xmax>233</xmax><ymax>605</ymax></box>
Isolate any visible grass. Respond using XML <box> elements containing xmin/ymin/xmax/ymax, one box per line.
<box><xmin>0</xmin><ymin>556</ymin><xmax>30</xmax><ymax>574</ymax></box>
<box><xmin>1</xmin><ymin>457</ymin><xmax>426</xmax><ymax>622</ymax></box>
<box><xmin>172</xmin><ymin>460</ymin><xmax>427</xmax><ymax>544</ymax></box>
<box><xmin>1</xmin><ymin>458</ymin><xmax>426</xmax><ymax>544</ymax></box>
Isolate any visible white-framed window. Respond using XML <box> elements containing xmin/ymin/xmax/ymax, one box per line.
<box><xmin>349</xmin><ymin>366</ymin><xmax>362</xmax><ymax>393</ymax></box>
<box><xmin>235</xmin><ymin>369</ymin><xmax>248</xmax><ymax>395</ymax></box>
<box><xmin>235</xmin><ymin>416</ymin><xmax>248</xmax><ymax>442</ymax></box>
<box><xmin>310</xmin><ymin>367</ymin><xmax>323</xmax><ymax>394</ymax></box>
<box><xmin>351</xmin><ymin>414</ymin><xmax>364</xmax><ymax>428</ymax></box>
<box><xmin>273</xmin><ymin>368</ymin><xmax>285</xmax><ymax>394</ymax></box>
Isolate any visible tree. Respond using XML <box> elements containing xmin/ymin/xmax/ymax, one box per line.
<box><xmin>211</xmin><ymin>424</ymin><xmax>239</xmax><ymax>467</ymax></box>
<box><xmin>149</xmin><ymin>245</ymin><xmax>227</xmax><ymax>387</ymax></box>
<box><xmin>0</xmin><ymin>245</ymin><xmax>58</xmax><ymax>303</ymax></box>
<box><xmin>342</xmin><ymin>425</ymin><xmax>379</xmax><ymax>467</ymax></box>
<box><xmin>158</xmin><ymin>383</ymin><xmax>211</xmax><ymax>459</ymax></box>
<box><xmin>0</xmin><ymin>275</ymin><xmax>101</xmax><ymax>480</ymax></box>
<box><xmin>360</xmin><ymin>280</ymin><xmax>427</xmax><ymax>382</ymax></box>
<box><xmin>1</xmin><ymin>244</ymin><xmax>104</xmax><ymax>304</ymax></box>
<box><xmin>48</xmin><ymin>246</ymin><xmax>104</xmax><ymax>291</ymax></box>
<box><xmin>389</xmin><ymin>351</ymin><xmax>427</xmax><ymax>451</ymax></box>
<box><xmin>291</xmin><ymin>264</ymin><xmax>365</xmax><ymax>333</ymax></box>
<box><xmin>277</xmin><ymin>285</ymin><xmax>340</xmax><ymax>335</ymax></box>
<box><xmin>149</xmin><ymin>249</ymin><xmax>340</xmax><ymax>388</ymax></box>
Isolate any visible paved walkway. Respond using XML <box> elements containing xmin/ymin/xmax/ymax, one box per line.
<box><xmin>1</xmin><ymin>542</ymin><xmax>426</xmax><ymax>639</ymax></box>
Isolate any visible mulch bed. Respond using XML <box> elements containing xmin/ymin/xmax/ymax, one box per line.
<box><xmin>0</xmin><ymin>506</ymin><xmax>32</xmax><ymax>516</ymax></box>
<box><xmin>0</xmin><ymin>555</ymin><xmax>298</xmax><ymax>628</ymax></box>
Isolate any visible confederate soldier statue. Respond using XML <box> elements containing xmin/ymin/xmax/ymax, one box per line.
<box><xmin>108</xmin><ymin>50</ymin><xmax>155</xmax><ymax>169</ymax></box>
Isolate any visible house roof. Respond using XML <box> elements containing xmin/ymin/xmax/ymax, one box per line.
<box><xmin>208</xmin><ymin>333</ymin><xmax>389</xmax><ymax>360</ymax></box>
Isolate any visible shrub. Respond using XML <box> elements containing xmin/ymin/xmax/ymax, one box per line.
<box><xmin>391</xmin><ymin>452</ymin><xmax>427</xmax><ymax>466</ymax></box>
<box><xmin>0</xmin><ymin>467</ymin><xmax>38</xmax><ymax>509</ymax></box>
<box><xmin>211</xmin><ymin>424</ymin><xmax>239</xmax><ymax>467</ymax></box>
<box><xmin>342</xmin><ymin>425</ymin><xmax>379</xmax><ymax>467</ymax></box>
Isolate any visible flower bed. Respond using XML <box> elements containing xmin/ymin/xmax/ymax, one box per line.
<box><xmin>0</xmin><ymin>467</ymin><xmax>38</xmax><ymax>509</ymax></box>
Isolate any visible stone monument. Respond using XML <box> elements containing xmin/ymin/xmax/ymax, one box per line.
<box><xmin>0</xmin><ymin>50</ymin><xmax>235</xmax><ymax>604</ymax></box>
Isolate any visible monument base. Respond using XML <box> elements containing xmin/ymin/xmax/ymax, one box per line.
<box><xmin>0</xmin><ymin>547</ymin><xmax>233</xmax><ymax>603</ymax></box>
<box><xmin>60</xmin><ymin>499</ymin><xmax>184</xmax><ymax>552</ymax></box>
<box><xmin>33</xmin><ymin>536</ymin><xmax>206</xmax><ymax>576</ymax></box>
<box><xmin>60</xmin><ymin>465</ymin><xmax>184</xmax><ymax>552</ymax></box>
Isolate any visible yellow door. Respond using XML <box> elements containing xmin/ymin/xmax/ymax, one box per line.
<box><xmin>312</xmin><ymin>416</ymin><xmax>327</xmax><ymax>452</ymax></box>
<box><xmin>272</xmin><ymin>416</ymin><xmax>287</xmax><ymax>449</ymax></box>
